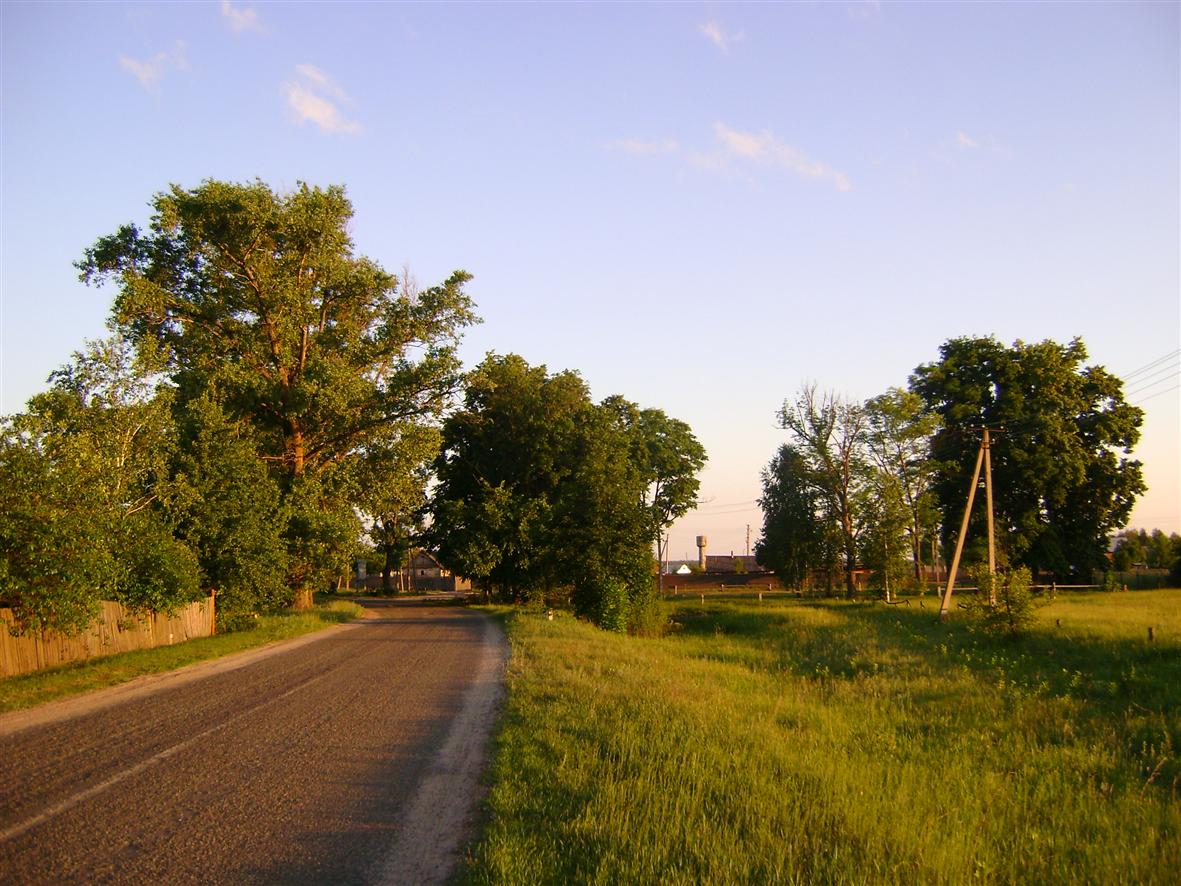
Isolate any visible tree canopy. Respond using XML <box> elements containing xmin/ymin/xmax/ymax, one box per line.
<box><xmin>78</xmin><ymin>179</ymin><xmax>476</xmax><ymax>605</ymax></box>
<box><xmin>911</xmin><ymin>336</ymin><xmax>1144</xmax><ymax>580</ymax></box>
<box><xmin>426</xmin><ymin>354</ymin><xmax>704</xmax><ymax>630</ymax></box>
<box><xmin>755</xmin><ymin>444</ymin><xmax>828</xmax><ymax>590</ymax></box>
<box><xmin>0</xmin><ymin>338</ymin><xmax>201</xmax><ymax>632</ymax></box>
<box><xmin>776</xmin><ymin>384</ymin><xmax>869</xmax><ymax>596</ymax></box>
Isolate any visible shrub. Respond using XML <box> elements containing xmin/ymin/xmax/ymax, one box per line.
<box><xmin>594</xmin><ymin>578</ymin><xmax>630</xmax><ymax>633</ymax></box>
<box><xmin>966</xmin><ymin>564</ymin><xmax>1043</xmax><ymax>637</ymax></box>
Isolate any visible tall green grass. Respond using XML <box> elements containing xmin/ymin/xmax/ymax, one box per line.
<box><xmin>466</xmin><ymin>591</ymin><xmax>1180</xmax><ymax>884</ymax></box>
<box><xmin>0</xmin><ymin>599</ymin><xmax>365</xmax><ymax>713</ymax></box>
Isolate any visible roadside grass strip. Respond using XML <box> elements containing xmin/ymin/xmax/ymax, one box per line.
<box><xmin>466</xmin><ymin>591</ymin><xmax>1180</xmax><ymax>884</ymax></box>
<box><xmin>0</xmin><ymin>599</ymin><xmax>364</xmax><ymax>713</ymax></box>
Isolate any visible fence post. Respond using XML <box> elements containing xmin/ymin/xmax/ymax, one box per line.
<box><xmin>1148</xmin><ymin>626</ymin><xmax>1155</xmax><ymax>642</ymax></box>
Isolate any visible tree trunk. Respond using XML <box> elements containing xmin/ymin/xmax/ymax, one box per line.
<box><xmin>292</xmin><ymin>586</ymin><xmax>314</xmax><ymax>610</ymax></box>
<box><xmin>382</xmin><ymin>530</ymin><xmax>395</xmax><ymax>593</ymax></box>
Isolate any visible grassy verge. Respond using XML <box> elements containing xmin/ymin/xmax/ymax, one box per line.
<box><xmin>0</xmin><ymin>599</ymin><xmax>365</xmax><ymax>713</ymax></box>
<box><xmin>466</xmin><ymin>590</ymin><xmax>1180</xmax><ymax>884</ymax></box>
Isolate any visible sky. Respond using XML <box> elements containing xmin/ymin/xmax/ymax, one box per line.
<box><xmin>2</xmin><ymin>1</ymin><xmax>1178</xmax><ymax>562</ymax></box>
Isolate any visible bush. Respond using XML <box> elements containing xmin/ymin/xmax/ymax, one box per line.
<box><xmin>115</xmin><ymin>516</ymin><xmax>203</xmax><ymax>615</ymax></box>
<box><xmin>595</xmin><ymin>579</ymin><xmax>630</xmax><ymax>633</ymax></box>
<box><xmin>966</xmin><ymin>565</ymin><xmax>1044</xmax><ymax>637</ymax></box>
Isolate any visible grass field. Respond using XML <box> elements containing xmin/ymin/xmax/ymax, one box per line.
<box><xmin>465</xmin><ymin>590</ymin><xmax>1180</xmax><ymax>884</ymax></box>
<box><xmin>0</xmin><ymin>598</ymin><xmax>364</xmax><ymax>713</ymax></box>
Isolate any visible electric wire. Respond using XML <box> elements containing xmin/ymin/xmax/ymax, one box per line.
<box><xmin>1123</xmin><ymin>362</ymin><xmax>1181</xmax><ymax>397</ymax></box>
<box><xmin>1119</xmin><ymin>348</ymin><xmax>1180</xmax><ymax>382</ymax></box>
<box><xmin>1131</xmin><ymin>384</ymin><xmax>1179</xmax><ymax>406</ymax></box>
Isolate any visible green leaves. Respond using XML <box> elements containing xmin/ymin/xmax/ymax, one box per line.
<box><xmin>912</xmin><ymin>336</ymin><xmax>1145</xmax><ymax>580</ymax></box>
<box><xmin>0</xmin><ymin>336</ymin><xmax>201</xmax><ymax>633</ymax></box>
<box><xmin>427</xmin><ymin>354</ymin><xmax>694</xmax><ymax>630</ymax></box>
<box><xmin>77</xmin><ymin>179</ymin><xmax>476</xmax><ymax>602</ymax></box>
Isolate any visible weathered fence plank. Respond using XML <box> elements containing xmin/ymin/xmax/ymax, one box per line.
<box><xmin>0</xmin><ymin>595</ymin><xmax>215</xmax><ymax>678</ymax></box>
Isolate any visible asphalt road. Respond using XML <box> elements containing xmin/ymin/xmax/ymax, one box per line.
<box><xmin>0</xmin><ymin>600</ymin><xmax>507</xmax><ymax>885</ymax></box>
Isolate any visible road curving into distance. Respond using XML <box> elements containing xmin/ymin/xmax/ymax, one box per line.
<box><xmin>0</xmin><ymin>599</ymin><xmax>508</xmax><ymax>885</ymax></box>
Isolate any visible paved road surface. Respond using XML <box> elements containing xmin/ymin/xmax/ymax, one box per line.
<box><xmin>0</xmin><ymin>600</ymin><xmax>507</xmax><ymax>885</ymax></box>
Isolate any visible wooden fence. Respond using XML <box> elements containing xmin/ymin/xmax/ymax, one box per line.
<box><xmin>0</xmin><ymin>595</ymin><xmax>215</xmax><ymax>678</ymax></box>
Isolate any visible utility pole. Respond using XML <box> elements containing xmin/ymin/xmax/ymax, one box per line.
<box><xmin>658</xmin><ymin>531</ymin><xmax>669</xmax><ymax>593</ymax></box>
<box><xmin>939</xmin><ymin>428</ymin><xmax>1001</xmax><ymax>619</ymax></box>
<box><xmin>745</xmin><ymin>524</ymin><xmax>751</xmax><ymax>557</ymax></box>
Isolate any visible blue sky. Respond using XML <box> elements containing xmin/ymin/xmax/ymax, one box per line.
<box><xmin>2</xmin><ymin>1</ymin><xmax>1178</xmax><ymax>559</ymax></box>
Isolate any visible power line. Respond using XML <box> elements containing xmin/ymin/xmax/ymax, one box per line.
<box><xmin>1120</xmin><ymin>348</ymin><xmax>1180</xmax><ymax>382</ymax></box>
<box><xmin>695</xmin><ymin>499</ymin><xmax>758</xmax><ymax>510</ymax></box>
<box><xmin>1124</xmin><ymin>373</ymin><xmax>1181</xmax><ymax>401</ymax></box>
<box><xmin>696</xmin><ymin>505</ymin><xmax>762</xmax><ymax>517</ymax></box>
<box><xmin>1124</xmin><ymin>364</ymin><xmax>1181</xmax><ymax>398</ymax></box>
<box><xmin>1131</xmin><ymin>384</ymin><xmax>1180</xmax><ymax>406</ymax></box>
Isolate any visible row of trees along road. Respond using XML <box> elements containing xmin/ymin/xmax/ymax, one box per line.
<box><xmin>0</xmin><ymin>178</ymin><xmax>707</xmax><ymax>636</ymax></box>
<box><xmin>424</xmin><ymin>354</ymin><xmax>706</xmax><ymax>630</ymax></box>
<box><xmin>757</xmin><ymin>337</ymin><xmax>1145</xmax><ymax>596</ymax></box>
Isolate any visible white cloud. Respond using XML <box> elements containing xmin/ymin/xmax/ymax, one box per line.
<box><xmin>699</xmin><ymin>21</ymin><xmax>743</xmax><ymax>53</ymax></box>
<box><xmin>221</xmin><ymin>1</ymin><xmax>263</xmax><ymax>35</ymax></box>
<box><xmin>283</xmin><ymin>65</ymin><xmax>361</xmax><ymax>135</ymax></box>
<box><xmin>119</xmin><ymin>41</ymin><xmax>188</xmax><ymax>93</ymax></box>
<box><xmin>956</xmin><ymin>130</ymin><xmax>978</xmax><ymax>148</ymax></box>
<box><xmin>608</xmin><ymin>138</ymin><xmax>680</xmax><ymax>156</ymax></box>
<box><xmin>294</xmin><ymin>64</ymin><xmax>351</xmax><ymax>103</ymax></box>
<box><xmin>712</xmin><ymin>122</ymin><xmax>852</xmax><ymax>192</ymax></box>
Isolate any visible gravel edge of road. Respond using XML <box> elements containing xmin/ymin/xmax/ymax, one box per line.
<box><xmin>377</xmin><ymin>610</ymin><xmax>511</xmax><ymax>886</ymax></box>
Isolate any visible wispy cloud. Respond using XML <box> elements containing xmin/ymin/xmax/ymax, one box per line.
<box><xmin>608</xmin><ymin>124</ymin><xmax>851</xmax><ymax>193</ymax></box>
<box><xmin>283</xmin><ymin>65</ymin><xmax>360</xmax><ymax>135</ymax></box>
<box><xmin>712</xmin><ymin>122</ymin><xmax>852</xmax><ymax>192</ymax></box>
<box><xmin>955</xmin><ymin>130</ymin><xmax>978</xmax><ymax>148</ymax></box>
<box><xmin>221</xmin><ymin>1</ymin><xmax>263</xmax><ymax>35</ymax></box>
<box><xmin>294</xmin><ymin>64</ymin><xmax>350</xmax><ymax>103</ymax></box>
<box><xmin>847</xmin><ymin>0</ymin><xmax>882</xmax><ymax>21</ymax></box>
<box><xmin>119</xmin><ymin>41</ymin><xmax>188</xmax><ymax>93</ymax></box>
<box><xmin>699</xmin><ymin>21</ymin><xmax>743</xmax><ymax>53</ymax></box>
<box><xmin>608</xmin><ymin>138</ymin><xmax>681</xmax><ymax>156</ymax></box>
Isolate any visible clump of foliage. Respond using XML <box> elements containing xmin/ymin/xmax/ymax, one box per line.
<box><xmin>966</xmin><ymin>564</ymin><xmax>1045</xmax><ymax>637</ymax></box>
<box><xmin>914</xmin><ymin>336</ymin><xmax>1143</xmax><ymax>582</ymax></box>
<box><xmin>0</xmin><ymin>338</ymin><xmax>202</xmax><ymax>634</ymax></box>
<box><xmin>427</xmin><ymin>354</ymin><xmax>703</xmax><ymax>631</ymax></box>
<box><xmin>78</xmin><ymin>179</ymin><xmax>475</xmax><ymax>609</ymax></box>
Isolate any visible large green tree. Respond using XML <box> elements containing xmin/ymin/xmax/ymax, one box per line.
<box><xmin>911</xmin><ymin>336</ymin><xmax>1144</xmax><ymax>581</ymax></box>
<box><xmin>601</xmin><ymin>397</ymin><xmax>707</xmax><ymax>574</ymax></box>
<box><xmin>356</xmin><ymin>423</ymin><xmax>440</xmax><ymax>592</ymax></box>
<box><xmin>427</xmin><ymin>354</ymin><xmax>590</xmax><ymax>598</ymax></box>
<box><xmin>754</xmin><ymin>444</ymin><xmax>828</xmax><ymax>590</ymax></box>
<box><xmin>78</xmin><ymin>180</ymin><xmax>475</xmax><ymax>606</ymax></box>
<box><xmin>863</xmin><ymin>387</ymin><xmax>940</xmax><ymax>585</ymax></box>
<box><xmin>426</xmin><ymin>354</ymin><xmax>678</xmax><ymax>629</ymax></box>
<box><xmin>777</xmin><ymin>384</ymin><xmax>869</xmax><ymax>596</ymax></box>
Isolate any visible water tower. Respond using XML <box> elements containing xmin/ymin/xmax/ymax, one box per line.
<box><xmin>696</xmin><ymin>535</ymin><xmax>707</xmax><ymax>571</ymax></box>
